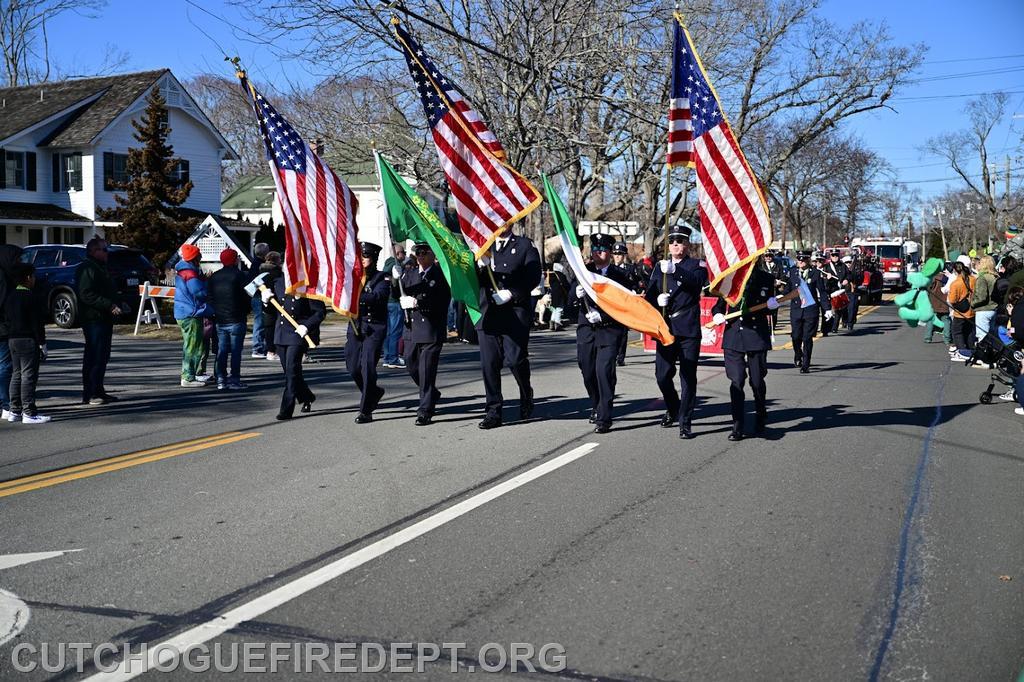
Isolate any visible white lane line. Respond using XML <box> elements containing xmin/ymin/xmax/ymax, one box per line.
<box><xmin>86</xmin><ymin>442</ymin><xmax>601</xmax><ymax>681</ymax></box>
<box><xmin>0</xmin><ymin>549</ymin><xmax>84</xmax><ymax>645</ymax></box>
<box><xmin>0</xmin><ymin>549</ymin><xmax>82</xmax><ymax>571</ymax></box>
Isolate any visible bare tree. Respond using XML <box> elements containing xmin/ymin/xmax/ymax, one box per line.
<box><xmin>0</xmin><ymin>0</ymin><xmax>107</xmax><ymax>86</ymax></box>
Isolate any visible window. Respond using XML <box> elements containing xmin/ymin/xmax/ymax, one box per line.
<box><xmin>52</xmin><ymin>227</ymin><xmax>85</xmax><ymax>245</ymax></box>
<box><xmin>27</xmin><ymin>229</ymin><xmax>45</xmax><ymax>246</ymax></box>
<box><xmin>60</xmin><ymin>247</ymin><xmax>85</xmax><ymax>265</ymax></box>
<box><xmin>4</xmin><ymin>151</ymin><xmax>24</xmax><ymax>189</ymax></box>
<box><xmin>31</xmin><ymin>248</ymin><xmax>61</xmax><ymax>267</ymax></box>
<box><xmin>53</xmin><ymin>152</ymin><xmax>83</xmax><ymax>191</ymax></box>
<box><xmin>172</xmin><ymin>159</ymin><xmax>190</xmax><ymax>186</ymax></box>
<box><xmin>103</xmin><ymin>152</ymin><xmax>130</xmax><ymax>191</ymax></box>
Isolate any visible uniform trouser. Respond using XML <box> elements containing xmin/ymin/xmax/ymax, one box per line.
<box><xmin>179</xmin><ymin>318</ymin><xmax>205</xmax><ymax>381</ymax></box>
<box><xmin>346</xmin><ymin>324</ymin><xmax>387</xmax><ymax>414</ymax></box>
<box><xmin>479</xmin><ymin>327</ymin><xmax>531</xmax><ymax>417</ymax></box>
<box><xmin>846</xmin><ymin>290</ymin><xmax>860</xmax><ymax>329</ymax></box>
<box><xmin>820</xmin><ymin>305</ymin><xmax>834</xmax><ymax>335</ymax></box>
<box><xmin>616</xmin><ymin>329</ymin><xmax>629</xmax><ymax>363</ymax></box>
<box><xmin>405</xmin><ymin>339</ymin><xmax>443</xmax><ymax>417</ymax></box>
<box><xmin>577</xmin><ymin>326</ymin><xmax>622</xmax><ymax>427</ymax></box>
<box><xmin>81</xmin><ymin>321</ymin><xmax>112</xmax><ymax>401</ymax></box>
<box><xmin>723</xmin><ymin>348</ymin><xmax>767</xmax><ymax>427</ymax></box>
<box><xmin>8</xmin><ymin>338</ymin><xmax>40</xmax><ymax>417</ymax></box>
<box><xmin>791</xmin><ymin>314</ymin><xmax>819</xmax><ymax>370</ymax></box>
<box><xmin>278</xmin><ymin>344</ymin><xmax>313</xmax><ymax>417</ymax></box>
<box><xmin>654</xmin><ymin>336</ymin><xmax>700</xmax><ymax>429</ymax></box>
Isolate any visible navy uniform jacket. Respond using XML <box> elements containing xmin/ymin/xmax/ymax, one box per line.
<box><xmin>569</xmin><ymin>263</ymin><xmax>631</xmax><ymax>343</ymax></box>
<box><xmin>476</xmin><ymin>233</ymin><xmax>542</xmax><ymax>333</ymax></box>
<box><xmin>354</xmin><ymin>270</ymin><xmax>390</xmax><ymax>334</ymax></box>
<box><xmin>784</xmin><ymin>267</ymin><xmax>829</xmax><ymax>321</ymax></box>
<box><xmin>272</xmin><ymin>277</ymin><xmax>327</xmax><ymax>346</ymax></box>
<box><xmin>400</xmin><ymin>264</ymin><xmax>452</xmax><ymax>344</ymax></box>
<box><xmin>645</xmin><ymin>257</ymin><xmax>709</xmax><ymax>338</ymax></box>
<box><xmin>821</xmin><ymin>261</ymin><xmax>849</xmax><ymax>291</ymax></box>
<box><xmin>711</xmin><ymin>268</ymin><xmax>774</xmax><ymax>352</ymax></box>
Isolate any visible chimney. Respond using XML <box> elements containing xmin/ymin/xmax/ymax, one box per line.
<box><xmin>39</xmin><ymin>89</ymin><xmax>44</xmax><ymax>102</ymax></box>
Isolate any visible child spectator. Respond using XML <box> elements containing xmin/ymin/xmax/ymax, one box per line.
<box><xmin>4</xmin><ymin>263</ymin><xmax>49</xmax><ymax>423</ymax></box>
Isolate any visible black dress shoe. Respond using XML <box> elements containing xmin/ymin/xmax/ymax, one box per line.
<box><xmin>594</xmin><ymin>423</ymin><xmax>611</xmax><ymax>434</ymax></box>
<box><xmin>660</xmin><ymin>412</ymin><xmax>676</xmax><ymax>428</ymax></box>
<box><xmin>728</xmin><ymin>430</ymin><xmax>744</xmax><ymax>441</ymax></box>
<box><xmin>679</xmin><ymin>428</ymin><xmax>695</xmax><ymax>440</ymax></box>
<box><xmin>588</xmin><ymin>409</ymin><xmax>597</xmax><ymax>424</ymax></box>
<box><xmin>519</xmin><ymin>389</ymin><xmax>534</xmax><ymax>420</ymax></box>
<box><xmin>275</xmin><ymin>412</ymin><xmax>292</xmax><ymax>421</ymax></box>
<box><xmin>415</xmin><ymin>415</ymin><xmax>431</xmax><ymax>426</ymax></box>
<box><xmin>616</xmin><ymin>359</ymin><xmax>626</xmax><ymax>367</ymax></box>
<box><xmin>478</xmin><ymin>415</ymin><xmax>503</xmax><ymax>430</ymax></box>
<box><xmin>793</xmin><ymin>358</ymin><xmax>802</xmax><ymax>368</ymax></box>
<box><xmin>354</xmin><ymin>413</ymin><xmax>372</xmax><ymax>424</ymax></box>
<box><xmin>301</xmin><ymin>401</ymin><xmax>313</xmax><ymax>413</ymax></box>
<box><xmin>800</xmin><ymin>367</ymin><xmax>810</xmax><ymax>374</ymax></box>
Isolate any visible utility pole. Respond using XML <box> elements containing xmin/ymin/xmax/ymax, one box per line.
<box><xmin>935</xmin><ymin>206</ymin><xmax>949</xmax><ymax>261</ymax></box>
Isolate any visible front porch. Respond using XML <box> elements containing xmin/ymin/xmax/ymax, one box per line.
<box><xmin>0</xmin><ymin>200</ymin><xmax>96</xmax><ymax>247</ymax></box>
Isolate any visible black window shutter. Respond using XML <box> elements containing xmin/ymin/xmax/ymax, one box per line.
<box><xmin>181</xmin><ymin>159</ymin><xmax>190</xmax><ymax>184</ymax></box>
<box><xmin>26</xmin><ymin>152</ymin><xmax>36</xmax><ymax>191</ymax></box>
<box><xmin>0</xmin><ymin>148</ymin><xmax>6</xmax><ymax>189</ymax></box>
<box><xmin>52</xmin><ymin>153</ymin><xmax>60</xmax><ymax>191</ymax></box>
<box><xmin>103</xmin><ymin>152</ymin><xmax>113</xmax><ymax>191</ymax></box>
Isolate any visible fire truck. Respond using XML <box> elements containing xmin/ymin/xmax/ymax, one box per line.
<box><xmin>850</xmin><ymin>237</ymin><xmax>917</xmax><ymax>292</ymax></box>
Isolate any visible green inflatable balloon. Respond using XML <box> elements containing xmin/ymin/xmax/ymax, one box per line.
<box><xmin>895</xmin><ymin>257</ymin><xmax>945</xmax><ymax>329</ymax></box>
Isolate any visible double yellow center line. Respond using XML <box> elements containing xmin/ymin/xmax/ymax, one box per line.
<box><xmin>0</xmin><ymin>431</ymin><xmax>260</xmax><ymax>499</ymax></box>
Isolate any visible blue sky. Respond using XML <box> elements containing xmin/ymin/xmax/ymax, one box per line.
<box><xmin>45</xmin><ymin>0</ymin><xmax>1024</xmax><ymax>202</ymax></box>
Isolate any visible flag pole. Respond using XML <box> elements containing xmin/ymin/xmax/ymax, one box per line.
<box><xmin>373</xmin><ymin>147</ymin><xmax>412</xmax><ymax>328</ymax></box>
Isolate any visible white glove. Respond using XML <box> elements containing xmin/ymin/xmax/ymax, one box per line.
<box><xmin>659</xmin><ymin>259</ymin><xmax>675</xmax><ymax>274</ymax></box>
<box><xmin>391</xmin><ymin>265</ymin><xmax>403</xmax><ymax>279</ymax></box>
<box><xmin>399</xmin><ymin>295</ymin><xmax>417</xmax><ymax>310</ymax></box>
<box><xmin>39</xmin><ymin>344</ymin><xmax>48</xmax><ymax>361</ymax></box>
<box><xmin>478</xmin><ymin>255</ymin><xmax>491</xmax><ymax>268</ymax></box>
<box><xmin>585</xmin><ymin>310</ymin><xmax>602</xmax><ymax>324</ymax></box>
<box><xmin>294</xmin><ymin>324</ymin><xmax>309</xmax><ymax>338</ymax></box>
<box><xmin>712</xmin><ymin>313</ymin><xmax>726</xmax><ymax>326</ymax></box>
<box><xmin>766</xmin><ymin>297</ymin><xmax>780</xmax><ymax>310</ymax></box>
<box><xmin>491</xmin><ymin>289</ymin><xmax>513</xmax><ymax>305</ymax></box>
<box><xmin>261</xmin><ymin>289</ymin><xmax>273</xmax><ymax>304</ymax></box>
<box><xmin>575</xmin><ymin>285</ymin><xmax>585</xmax><ymax>298</ymax></box>
<box><xmin>657</xmin><ymin>293</ymin><xmax>670</xmax><ymax>307</ymax></box>
<box><xmin>824</xmin><ymin>310</ymin><xmax>834</xmax><ymax>321</ymax></box>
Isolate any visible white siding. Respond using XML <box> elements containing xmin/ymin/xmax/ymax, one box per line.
<box><xmin>0</xmin><ymin>115</ymin><xmax>78</xmax><ymax>212</ymax></box>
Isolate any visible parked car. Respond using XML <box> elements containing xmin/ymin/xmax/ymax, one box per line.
<box><xmin>20</xmin><ymin>244</ymin><xmax>161</xmax><ymax>328</ymax></box>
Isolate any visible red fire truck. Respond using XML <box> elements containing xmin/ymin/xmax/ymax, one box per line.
<box><xmin>850</xmin><ymin>237</ymin><xmax>914</xmax><ymax>291</ymax></box>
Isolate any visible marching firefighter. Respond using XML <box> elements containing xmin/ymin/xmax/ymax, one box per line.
<box><xmin>398</xmin><ymin>242</ymin><xmax>452</xmax><ymax>426</ymax></box>
<box><xmin>347</xmin><ymin>242</ymin><xmax>390</xmax><ymax>423</ymax></box>
<box><xmin>786</xmin><ymin>252</ymin><xmax>830</xmax><ymax>373</ymax></box>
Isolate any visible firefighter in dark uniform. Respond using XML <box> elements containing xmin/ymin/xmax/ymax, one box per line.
<box><xmin>762</xmin><ymin>250</ymin><xmax>784</xmax><ymax>331</ymax></box>
<box><xmin>843</xmin><ymin>254</ymin><xmax>862</xmax><ymax>331</ymax></box>
<box><xmin>611</xmin><ymin>241</ymin><xmax>636</xmax><ymax>366</ymax></box>
<box><xmin>785</xmin><ymin>252</ymin><xmax>830</xmax><ymax>373</ymax></box>
<box><xmin>476</xmin><ymin>231</ymin><xmax>542</xmax><ymax>429</ymax></box>
<box><xmin>710</xmin><ymin>265</ymin><xmax>778</xmax><ymax>440</ymax></box>
<box><xmin>645</xmin><ymin>226</ymin><xmax>709</xmax><ymax>439</ymax></box>
<box><xmin>398</xmin><ymin>242</ymin><xmax>451</xmax><ymax>426</ymax></box>
<box><xmin>346</xmin><ymin>241</ymin><xmax>390</xmax><ymax>423</ymax></box>
<box><xmin>821</xmin><ymin>251</ymin><xmax>849</xmax><ymax>334</ymax></box>
<box><xmin>571</xmin><ymin>234</ymin><xmax>631</xmax><ymax>433</ymax></box>
<box><xmin>268</xmin><ymin>277</ymin><xmax>326</xmax><ymax>421</ymax></box>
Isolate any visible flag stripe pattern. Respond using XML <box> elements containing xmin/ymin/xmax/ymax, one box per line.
<box><xmin>239</xmin><ymin>74</ymin><xmax>362</xmax><ymax>317</ymax></box>
<box><xmin>670</xmin><ymin>17</ymin><xmax>772</xmax><ymax>305</ymax></box>
<box><xmin>394</xmin><ymin>22</ymin><xmax>541</xmax><ymax>258</ymax></box>
<box><xmin>544</xmin><ymin>176</ymin><xmax>674</xmax><ymax>346</ymax></box>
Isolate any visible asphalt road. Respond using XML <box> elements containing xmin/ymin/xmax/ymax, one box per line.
<box><xmin>0</xmin><ymin>302</ymin><xmax>1021</xmax><ymax>681</ymax></box>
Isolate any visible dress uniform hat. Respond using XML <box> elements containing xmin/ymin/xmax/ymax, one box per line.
<box><xmin>796</xmin><ymin>250</ymin><xmax>813</xmax><ymax>262</ymax></box>
<box><xmin>590</xmin><ymin>234</ymin><xmax>616</xmax><ymax>251</ymax></box>
<box><xmin>667</xmin><ymin>225</ymin><xmax>692</xmax><ymax>243</ymax></box>
<box><xmin>360</xmin><ymin>241</ymin><xmax>382</xmax><ymax>258</ymax></box>
<box><xmin>612</xmin><ymin>242</ymin><xmax>629</xmax><ymax>255</ymax></box>
<box><xmin>412</xmin><ymin>241</ymin><xmax>432</xmax><ymax>254</ymax></box>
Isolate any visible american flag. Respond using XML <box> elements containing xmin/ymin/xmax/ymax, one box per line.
<box><xmin>669</xmin><ymin>16</ymin><xmax>772</xmax><ymax>305</ymax></box>
<box><xmin>666</xmin><ymin>20</ymin><xmax>693</xmax><ymax>168</ymax></box>
<box><xmin>393</xmin><ymin>21</ymin><xmax>541</xmax><ymax>257</ymax></box>
<box><xmin>238</xmin><ymin>74</ymin><xmax>362</xmax><ymax>317</ymax></box>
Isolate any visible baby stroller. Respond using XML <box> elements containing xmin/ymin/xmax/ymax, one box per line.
<box><xmin>968</xmin><ymin>326</ymin><xmax>1022</xmax><ymax>404</ymax></box>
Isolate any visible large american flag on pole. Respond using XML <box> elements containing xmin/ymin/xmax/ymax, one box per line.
<box><xmin>238</xmin><ymin>73</ymin><xmax>362</xmax><ymax>317</ymax></box>
<box><xmin>669</xmin><ymin>15</ymin><xmax>772</xmax><ymax>305</ymax></box>
<box><xmin>393</xmin><ymin>20</ymin><xmax>541</xmax><ymax>258</ymax></box>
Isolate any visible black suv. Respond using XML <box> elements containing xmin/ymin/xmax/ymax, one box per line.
<box><xmin>20</xmin><ymin>244</ymin><xmax>161</xmax><ymax>328</ymax></box>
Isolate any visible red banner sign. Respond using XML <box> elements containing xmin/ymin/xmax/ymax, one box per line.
<box><xmin>640</xmin><ymin>296</ymin><xmax>724</xmax><ymax>355</ymax></box>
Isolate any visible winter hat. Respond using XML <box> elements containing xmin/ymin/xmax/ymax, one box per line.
<box><xmin>180</xmin><ymin>244</ymin><xmax>201</xmax><ymax>262</ymax></box>
<box><xmin>220</xmin><ymin>248</ymin><xmax>238</xmax><ymax>266</ymax></box>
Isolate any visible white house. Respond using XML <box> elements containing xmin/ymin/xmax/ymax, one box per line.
<box><xmin>0</xmin><ymin>69</ymin><xmax>237</xmax><ymax>248</ymax></box>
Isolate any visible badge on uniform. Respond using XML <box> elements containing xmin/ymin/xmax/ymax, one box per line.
<box><xmin>511</xmin><ymin>248</ymin><xmax>516</xmax><ymax>254</ymax></box>
<box><xmin>760</xmin><ymin>288</ymin><xmax>767</xmax><ymax>297</ymax></box>
<box><xmin>428</xmin><ymin>280</ymin><xmax>435</xmax><ymax>287</ymax></box>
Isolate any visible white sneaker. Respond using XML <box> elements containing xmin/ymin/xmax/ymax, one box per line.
<box><xmin>266</xmin><ymin>353</ymin><xmax>279</xmax><ymax>361</ymax></box>
<box><xmin>180</xmin><ymin>379</ymin><xmax>206</xmax><ymax>388</ymax></box>
<box><xmin>998</xmin><ymin>390</ymin><xmax>1016</xmax><ymax>401</ymax></box>
<box><xmin>251</xmin><ymin>352</ymin><xmax>267</xmax><ymax>359</ymax></box>
<box><xmin>195</xmin><ymin>374</ymin><xmax>211</xmax><ymax>383</ymax></box>
<box><xmin>22</xmin><ymin>414</ymin><xmax>51</xmax><ymax>424</ymax></box>
<box><xmin>5</xmin><ymin>411</ymin><xmax>21</xmax><ymax>423</ymax></box>
<box><xmin>1015</xmin><ymin>407</ymin><xmax>1024</xmax><ymax>416</ymax></box>
<box><xmin>1</xmin><ymin>409</ymin><xmax>11</xmax><ymax>421</ymax></box>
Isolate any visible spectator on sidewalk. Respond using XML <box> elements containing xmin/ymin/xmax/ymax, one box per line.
<box><xmin>248</xmin><ymin>242</ymin><xmax>270</xmax><ymax>358</ymax></box>
<box><xmin>260</xmin><ymin>252</ymin><xmax>283</xmax><ymax>361</ymax></box>
<box><xmin>4</xmin><ymin>263</ymin><xmax>49</xmax><ymax>423</ymax></box>
<box><xmin>948</xmin><ymin>257</ymin><xmax>976</xmax><ymax>361</ymax></box>
<box><xmin>971</xmin><ymin>255</ymin><xmax>998</xmax><ymax>338</ymax></box>
<box><xmin>1005</xmin><ymin>287</ymin><xmax>1024</xmax><ymax>416</ymax></box>
<box><xmin>209</xmin><ymin>248</ymin><xmax>251</xmax><ymax>390</ymax></box>
<box><xmin>0</xmin><ymin>244</ymin><xmax>24</xmax><ymax>421</ymax></box>
<box><xmin>382</xmin><ymin>243</ymin><xmax>407</xmax><ymax>369</ymax></box>
<box><xmin>924</xmin><ymin>270</ymin><xmax>952</xmax><ymax>346</ymax></box>
<box><xmin>993</xmin><ymin>256</ymin><xmax>1019</xmax><ymax>317</ymax></box>
<box><xmin>174</xmin><ymin>244</ymin><xmax>212</xmax><ymax>387</ymax></box>
<box><xmin>75</xmin><ymin>237</ymin><xmax>128</xmax><ymax>405</ymax></box>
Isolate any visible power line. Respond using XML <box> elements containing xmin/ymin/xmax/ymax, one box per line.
<box><xmin>923</xmin><ymin>52</ymin><xmax>1024</xmax><ymax>65</ymax></box>
<box><xmin>889</xmin><ymin>88</ymin><xmax>1024</xmax><ymax>103</ymax></box>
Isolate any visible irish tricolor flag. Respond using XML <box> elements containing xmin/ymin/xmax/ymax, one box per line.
<box><xmin>544</xmin><ymin>176</ymin><xmax>675</xmax><ymax>345</ymax></box>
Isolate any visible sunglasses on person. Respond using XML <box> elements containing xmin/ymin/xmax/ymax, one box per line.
<box><xmin>667</xmin><ymin>236</ymin><xmax>689</xmax><ymax>244</ymax></box>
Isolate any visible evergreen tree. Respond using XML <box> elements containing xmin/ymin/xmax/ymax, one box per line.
<box><xmin>98</xmin><ymin>89</ymin><xmax>194</xmax><ymax>267</ymax></box>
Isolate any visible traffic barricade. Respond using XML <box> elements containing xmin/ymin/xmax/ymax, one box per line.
<box><xmin>134</xmin><ymin>284</ymin><xmax>176</xmax><ymax>335</ymax></box>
